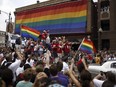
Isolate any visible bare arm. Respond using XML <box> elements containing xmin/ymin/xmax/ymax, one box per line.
<box><xmin>68</xmin><ymin>52</ymin><xmax>81</xmax><ymax>87</ymax></box>
<box><xmin>44</xmin><ymin>51</ymin><xmax>51</xmax><ymax>68</ymax></box>
<box><xmin>16</xmin><ymin>51</ymin><xmax>24</xmax><ymax>61</ymax></box>
<box><xmin>82</xmin><ymin>57</ymin><xmax>88</xmax><ymax>70</ymax></box>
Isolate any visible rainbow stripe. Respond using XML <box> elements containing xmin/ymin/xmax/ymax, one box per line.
<box><xmin>15</xmin><ymin>0</ymin><xmax>87</xmax><ymax>34</ymax></box>
<box><xmin>21</xmin><ymin>25</ymin><xmax>40</xmax><ymax>40</ymax></box>
<box><xmin>78</xmin><ymin>38</ymin><xmax>96</xmax><ymax>54</ymax></box>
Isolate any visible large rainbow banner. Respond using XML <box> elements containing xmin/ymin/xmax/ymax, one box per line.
<box><xmin>15</xmin><ymin>0</ymin><xmax>87</xmax><ymax>34</ymax></box>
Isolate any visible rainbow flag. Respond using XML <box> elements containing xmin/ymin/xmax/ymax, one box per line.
<box><xmin>78</xmin><ymin>38</ymin><xmax>96</xmax><ymax>54</ymax></box>
<box><xmin>21</xmin><ymin>25</ymin><xmax>40</xmax><ymax>40</ymax></box>
<box><xmin>15</xmin><ymin>0</ymin><xmax>87</xmax><ymax>34</ymax></box>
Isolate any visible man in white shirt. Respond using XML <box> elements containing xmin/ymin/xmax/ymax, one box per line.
<box><xmin>8</xmin><ymin>51</ymin><xmax>23</xmax><ymax>82</ymax></box>
<box><xmin>61</xmin><ymin>56</ymin><xmax>69</xmax><ymax>73</ymax></box>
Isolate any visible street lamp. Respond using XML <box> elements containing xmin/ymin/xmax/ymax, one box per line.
<box><xmin>98</xmin><ymin>27</ymin><xmax>103</xmax><ymax>50</ymax></box>
<box><xmin>0</xmin><ymin>10</ymin><xmax>14</xmax><ymax>48</ymax></box>
<box><xmin>37</xmin><ymin>0</ymin><xmax>40</xmax><ymax>3</ymax></box>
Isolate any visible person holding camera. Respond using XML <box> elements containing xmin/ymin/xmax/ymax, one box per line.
<box><xmin>93</xmin><ymin>71</ymin><xmax>116</xmax><ymax>87</ymax></box>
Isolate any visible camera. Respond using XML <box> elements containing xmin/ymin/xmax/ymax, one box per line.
<box><xmin>100</xmin><ymin>71</ymin><xmax>104</xmax><ymax>76</ymax></box>
<box><xmin>100</xmin><ymin>71</ymin><xmax>107</xmax><ymax>76</ymax></box>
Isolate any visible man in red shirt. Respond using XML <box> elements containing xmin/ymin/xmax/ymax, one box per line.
<box><xmin>51</xmin><ymin>40</ymin><xmax>58</xmax><ymax>59</ymax></box>
<box><xmin>57</xmin><ymin>41</ymin><xmax>63</xmax><ymax>59</ymax></box>
<box><xmin>63</xmin><ymin>40</ymin><xmax>71</xmax><ymax>56</ymax></box>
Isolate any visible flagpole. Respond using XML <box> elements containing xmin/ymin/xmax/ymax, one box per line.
<box><xmin>78</xmin><ymin>37</ymin><xmax>85</xmax><ymax>51</ymax></box>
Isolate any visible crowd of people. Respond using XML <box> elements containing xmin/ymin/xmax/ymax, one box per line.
<box><xmin>0</xmin><ymin>30</ymin><xmax>116</xmax><ymax>87</ymax></box>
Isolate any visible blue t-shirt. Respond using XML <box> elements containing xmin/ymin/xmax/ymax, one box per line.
<box><xmin>58</xmin><ymin>72</ymin><xmax>69</xmax><ymax>82</ymax></box>
<box><xmin>50</xmin><ymin>75</ymin><xmax>69</xmax><ymax>87</ymax></box>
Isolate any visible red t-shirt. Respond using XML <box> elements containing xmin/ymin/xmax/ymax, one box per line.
<box><xmin>57</xmin><ymin>44</ymin><xmax>63</xmax><ymax>53</ymax></box>
<box><xmin>63</xmin><ymin>43</ymin><xmax>71</xmax><ymax>53</ymax></box>
<box><xmin>41</xmin><ymin>33</ymin><xmax>46</xmax><ymax>40</ymax></box>
<box><xmin>51</xmin><ymin>43</ymin><xmax>58</xmax><ymax>52</ymax></box>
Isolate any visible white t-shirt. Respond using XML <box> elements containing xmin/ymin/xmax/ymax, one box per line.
<box><xmin>62</xmin><ymin>62</ymin><xmax>69</xmax><ymax>72</ymax></box>
<box><xmin>46</xmin><ymin>36</ymin><xmax>50</xmax><ymax>44</ymax></box>
<box><xmin>16</xmin><ymin>67</ymin><xmax>24</xmax><ymax>76</ymax></box>
<box><xmin>8</xmin><ymin>59</ymin><xmax>21</xmax><ymax>81</ymax></box>
<box><xmin>93</xmin><ymin>79</ymin><xmax>104</xmax><ymax>87</ymax></box>
<box><xmin>34</xmin><ymin>44</ymin><xmax>39</xmax><ymax>51</ymax></box>
<box><xmin>26</xmin><ymin>59</ymin><xmax>34</xmax><ymax>67</ymax></box>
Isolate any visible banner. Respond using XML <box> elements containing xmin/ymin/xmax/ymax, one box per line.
<box><xmin>15</xmin><ymin>0</ymin><xmax>87</xmax><ymax>34</ymax></box>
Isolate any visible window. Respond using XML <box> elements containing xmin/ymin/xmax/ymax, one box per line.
<box><xmin>111</xmin><ymin>63</ymin><xmax>116</xmax><ymax>68</ymax></box>
<box><xmin>101</xmin><ymin>20</ymin><xmax>110</xmax><ymax>31</ymax></box>
<box><xmin>102</xmin><ymin>39</ymin><xmax>110</xmax><ymax>50</ymax></box>
<box><xmin>100</xmin><ymin>0</ymin><xmax>110</xmax><ymax>17</ymax></box>
<box><xmin>101</xmin><ymin>0</ymin><xmax>110</xmax><ymax>9</ymax></box>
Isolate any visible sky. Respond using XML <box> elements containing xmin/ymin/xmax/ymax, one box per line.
<box><xmin>0</xmin><ymin>0</ymin><xmax>98</xmax><ymax>32</ymax></box>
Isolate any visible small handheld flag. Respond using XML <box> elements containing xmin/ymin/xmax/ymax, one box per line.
<box><xmin>78</xmin><ymin>38</ymin><xmax>96</xmax><ymax>54</ymax></box>
<box><xmin>21</xmin><ymin>25</ymin><xmax>40</xmax><ymax>40</ymax></box>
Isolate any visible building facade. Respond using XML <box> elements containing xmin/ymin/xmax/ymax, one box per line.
<box><xmin>98</xmin><ymin>0</ymin><xmax>116</xmax><ymax>51</ymax></box>
<box><xmin>0</xmin><ymin>31</ymin><xmax>6</xmax><ymax>47</ymax></box>
<box><xmin>15</xmin><ymin>0</ymin><xmax>97</xmax><ymax>47</ymax></box>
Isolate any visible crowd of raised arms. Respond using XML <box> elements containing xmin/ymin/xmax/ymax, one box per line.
<box><xmin>0</xmin><ymin>30</ymin><xmax>116</xmax><ymax>87</ymax></box>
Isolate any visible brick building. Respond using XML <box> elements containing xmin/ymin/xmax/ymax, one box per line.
<box><xmin>14</xmin><ymin>0</ymin><xmax>97</xmax><ymax>48</ymax></box>
<box><xmin>97</xmin><ymin>0</ymin><xmax>116</xmax><ymax>50</ymax></box>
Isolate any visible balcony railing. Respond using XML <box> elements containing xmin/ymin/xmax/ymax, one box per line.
<box><xmin>100</xmin><ymin>6</ymin><xmax>110</xmax><ymax>19</ymax></box>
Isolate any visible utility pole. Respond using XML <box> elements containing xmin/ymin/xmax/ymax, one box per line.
<box><xmin>9</xmin><ymin>12</ymin><xmax>11</xmax><ymax>23</ymax></box>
